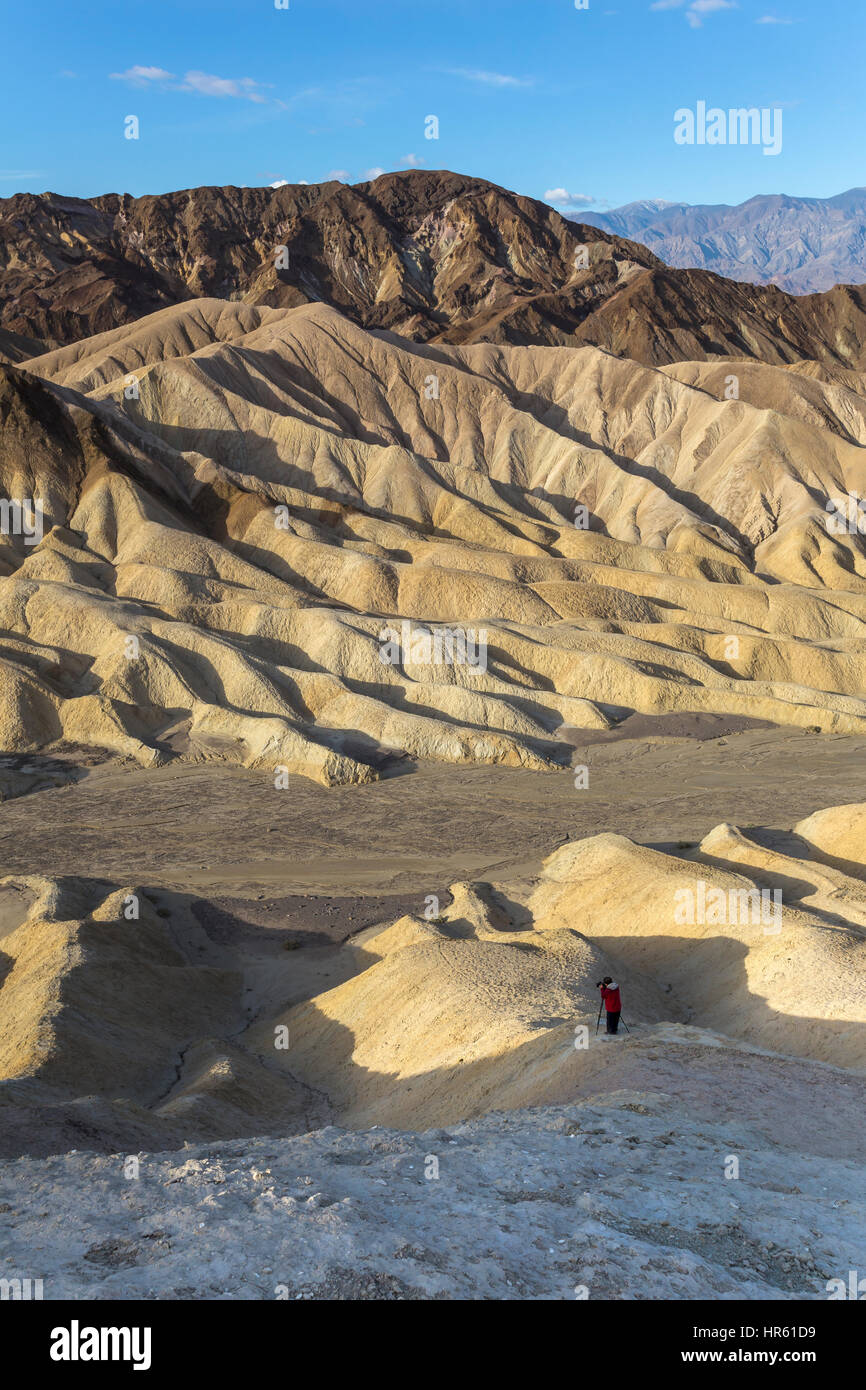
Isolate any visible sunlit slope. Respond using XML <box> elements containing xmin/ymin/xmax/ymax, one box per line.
<box><xmin>0</xmin><ymin>301</ymin><xmax>861</xmax><ymax>783</ymax></box>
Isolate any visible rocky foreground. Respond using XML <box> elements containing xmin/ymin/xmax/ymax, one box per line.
<box><xmin>1</xmin><ymin>793</ymin><xmax>863</xmax><ymax>1300</ymax></box>
<box><xmin>3</xmin><ymin>1073</ymin><xmax>863</xmax><ymax>1301</ymax></box>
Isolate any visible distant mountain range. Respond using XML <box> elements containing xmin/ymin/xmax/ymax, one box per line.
<box><xmin>3</xmin><ymin>172</ymin><xmax>866</xmax><ymax>373</ymax></box>
<box><xmin>574</xmin><ymin>189</ymin><xmax>866</xmax><ymax>295</ymax></box>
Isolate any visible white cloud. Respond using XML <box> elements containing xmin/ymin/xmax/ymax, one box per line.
<box><xmin>650</xmin><ymin>0</ymin><xmax>737</xmax><ymax>23</ymax></box>
<box><xmin>444</xmin><ymin>68</ymin><xmax>532</xmax><ymax>88</ymax></box>
<box><xmin>269</xmin><ymin>180</ymin><xmax>290</xmax><ymax>188</ymax></box>
<box><xmin>686</xmin><ymin>0</ymin><xmax>737</xmax><ymax>23</ymax></box>
<box><xmin>756</xmin><ymin>13</ymin><xmax>794</xmax><ymax>21</ymax></box>
<box><xmin>364</xmin><ymin>167</ymin><xmax>386</xmax><ymax>180</ymax></box>
<box><xmin>110</xmin><ymin>66</ymin><xmax>269</xmax><ymax>102</ymax></box>
<box><xmin>328</xmin><ymin>169</ymin><xmax>350</xmax><ymax>181</ymax></box>
<box><xmin>401</xmin><ymin>154</ymin><xmax>425</xmax><ymax>168</ymax></box>
<box><xmin>179</xmin><ymin>71</ymin><xmax>268</xmax><ymax>102</ymax></box>
<box><xmin>545</xmin><ymin>188</ymin><xmax>595</xmax><ymax>210</ymax></box>
<box><xmin>110</xmin><ymin>65</ymin><xmax>175</xmax><ymax>85</ymax></box>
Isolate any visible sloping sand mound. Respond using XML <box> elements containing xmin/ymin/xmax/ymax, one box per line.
<box><xmin>0</xmin><ymin>876</ymin><xmax>328</xmax><ymax>1156</ymax></box>
<box><xmin>794</xmin><ymin>804</ymin><xmax>866</xmax><ymax>872</ymax></box>
<box><xmin>1</xmin><ymin>803</ymin><xmax>863</xmax><ymax>1157</ymax></box>
<box><xmin>240</xmin><ymin>803</ymin><xmax>866</xmax><ymax>1129</ymax></box>
<box><xmin>532</xmin><ymin>829</ymin><xmax>866</xmax><ymax>1068</ymax></box>
<box><xmin>0</xmin><ymin>878</ymin><xmax>240</xmax><ymax>1096</ymax></box>
<box><xmin>250</xmin><ymin>886</ymin><xmax>677</xmax><ymax>1128</ymax></box>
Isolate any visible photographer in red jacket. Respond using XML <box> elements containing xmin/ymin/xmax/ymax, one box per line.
<box><xmin>596</xmin><ymin>977</ymin><xmax>621</xmax><ymax>1035</ymax></box>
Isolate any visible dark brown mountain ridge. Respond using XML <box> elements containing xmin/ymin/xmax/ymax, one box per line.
<box><xmin>2</xmin><ymin>170</ymin><xmax>866</xmax><ymax>373</ymax></box>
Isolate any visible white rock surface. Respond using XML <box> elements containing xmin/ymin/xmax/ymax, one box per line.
<box><xmin>2</xmin><ymin>1091</ymin><xmax>863</xmax><ymax>1300</ymax></box>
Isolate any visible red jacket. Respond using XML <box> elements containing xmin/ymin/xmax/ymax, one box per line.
<box><xmin>600</xmin><ymin>983</ymin><xmax>621</xmax><ymax>1012</ymax></box>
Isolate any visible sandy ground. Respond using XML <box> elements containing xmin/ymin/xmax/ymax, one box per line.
<box><xmin>0</xmin><ymin>722</ymin><xmax>862</xmax><ymax>903</ymax></box>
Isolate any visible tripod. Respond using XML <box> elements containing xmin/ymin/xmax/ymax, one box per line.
<box><xmin>596</xmin><ymin>1001</ymin><xmax>631</xmax><ymax>1035</ymax></box>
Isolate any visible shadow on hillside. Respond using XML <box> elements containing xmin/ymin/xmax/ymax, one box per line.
<box><xmin>747</xmin><ymin>825</ymin><xmax>866</xmax><ymax>885</ymax></box>
<box><xmin>143</xmin><ymin>418</ymin><xmax>582</xmax><ymax>573</ymax></box>
<box><xmin>3</xmin><ymin>869</ymin><xmax>865</xmax><ymax>1161</ymax></box>
<box><xmin>691</xmin><ymin>847</ymin><xmax>866</xmax><ymax>935</ymax></box>
<box><xmin>256</xmin><ymin>921</ymin><xmax>866</xmax><ymax>1138</ymax></box>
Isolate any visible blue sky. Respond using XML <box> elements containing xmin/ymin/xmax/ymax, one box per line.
<box><xmin>1</xmin><ymin>0</ymin><xmax>861</xmax><ymax>211</ymax></box>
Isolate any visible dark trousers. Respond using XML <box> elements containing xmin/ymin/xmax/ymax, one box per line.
<box><xmin>606</xmin><ymin>1010</ymin><xmax>620</xmax><ymax>1034</ymax></box>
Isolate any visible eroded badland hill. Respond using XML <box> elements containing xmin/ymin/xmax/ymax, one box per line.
<box><xmin>0</xmin><ymin>171</ymin><xmax>864</xmax><ymax>1300</ymax></box>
